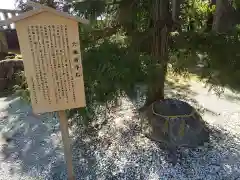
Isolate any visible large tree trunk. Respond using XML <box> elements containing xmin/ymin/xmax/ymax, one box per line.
<box><xmin>172</xmin><ymin>0</ymin><xmax>182</xmax><ymax>30</ymax></box>
<box><xmin>145</xmin><ymin>0</ymin><xmax>170</xmax><ymax>106</ymax></box>
<box><xmin>212</xmin><ymin>0</ymin><xmax>236</xmax><ymax>32</ymax></box>
<box><xmin>206</xmin><ymin>0</ymin><xmax>216</xmax><ymax>31</ymax></box>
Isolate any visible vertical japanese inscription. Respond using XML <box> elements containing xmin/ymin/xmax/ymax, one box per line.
<box><xmin>27</xmin><ymin>25</ymin><xmax>77</xmax><ymax>106</ymax></box>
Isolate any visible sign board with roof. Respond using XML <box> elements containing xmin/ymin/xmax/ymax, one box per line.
<box><xmin>0</xmin><ymin>2</ymin><xmax>90</xmax><ymax>180</ymax></box>
<box><xmin>1</xmin><ymin>2</ymin><xmax>88</xmax><ymax>114</ymax></box>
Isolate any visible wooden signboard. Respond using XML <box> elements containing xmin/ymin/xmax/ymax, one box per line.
<box><xmin>0</xmin><ymin>2</ymin><xmax>89</xmax><ymax>180</ymax></box>
<box><xmin>16</xmin><ymin>11</ymin><xmax>86</xmax><ymax>114</ymax></box>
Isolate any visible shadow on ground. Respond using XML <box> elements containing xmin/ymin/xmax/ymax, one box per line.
<box><xmin>0</xmin><ymin>97</ymin><xmax>64</xmax><ymax>179</ymax></box>
<box><xmin>183</xmin><ymin>65</ymin><xmax>240</xmax><ymax>94</ymax></box>
<box><xmin>1</xmin><ymin>79</ymin><xmax>240</xmax><ymax>179</ymax></box>
<box><xmin>165</xmin><ymin>79</ymin><xmax>220</xmax><ymax>116</ymax></box>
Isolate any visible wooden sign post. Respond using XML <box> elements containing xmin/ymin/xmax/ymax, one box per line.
<box><xmin>59</xmin><ymin>110</ymin><xmax>75</xmax><ymax>180</ymax></box>
<box><xmin>0</xmin><ymin>2</ymin><xmax>89</xmax><ymax>179</ymax></box>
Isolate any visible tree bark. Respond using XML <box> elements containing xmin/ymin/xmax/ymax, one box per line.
<box><xmin>205</xmin><ymin>0</ymin><xmax>216</xmax><ymax>31</ymax></box>
<box><xmin>212</xmin><ymin>0</ymin><xmax>236</xmax><ymax>33</ymax></box>
<box><xmin>212</xmin><ymin>0</ymin><xmax>223</xmax><ymax>32</ymax></box>
<box><xmin>145</xmin><ymin>0</ymin><xmax>170</xmax><ymax>106</ymax></box>
<box><xmin>172</xmin><ymin>0</ymin><xmax>182</xmax><ymax>30</ymax></box>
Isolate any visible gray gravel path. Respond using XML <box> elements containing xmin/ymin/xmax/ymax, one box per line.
<box><xmin>0</xmin><ymin>80</ymin><xmax>240</xmax><ymax>180</ymax></box>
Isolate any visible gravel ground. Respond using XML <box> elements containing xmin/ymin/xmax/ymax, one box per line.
<box><xmin>0</xmin><ymin>80</ymin><xmax>240</xmax><ymax>180</ymax></box>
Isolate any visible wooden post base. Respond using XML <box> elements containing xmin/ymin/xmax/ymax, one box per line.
<box><xmin>58</xmin><ymin>110</ymin><xmax>75</xmax><ymax>180</ymax></box>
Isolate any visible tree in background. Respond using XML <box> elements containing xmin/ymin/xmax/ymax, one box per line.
<box><xmin>16</xmin><ymin>0</ymin><xmax>240</xmax><ymax>129</ymax></box>
<box><xmin>212</xmin><ymin>0</ymin><xmax>240</xmax><ymax>32</ymax></box>
<box><xmin>16</xmin><ymin>0</ymin><xmax>69</xmax><ymax>11</ymax></box>
<box><xmin>71</xmin><ymin>0</ymin><xmax>177</xmax><ymax>105</ymax></box>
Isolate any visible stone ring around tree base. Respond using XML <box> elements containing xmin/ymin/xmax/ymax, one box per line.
<box><xmin>144</xmin><ymin>98</ymin><xmax>210</xmax><ymax>148</ymax></box>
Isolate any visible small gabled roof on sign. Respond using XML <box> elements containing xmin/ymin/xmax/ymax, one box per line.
<box><xmin>0</xmin><ymin>1</ymin><xmax>89</xmax><ymax>26</ymax></box>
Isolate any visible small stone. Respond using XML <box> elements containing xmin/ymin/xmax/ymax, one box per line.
<box><xmin>207</xmin><ymin>164</ymin><xmax>221</xmax><ymax>174</ymax></box>
<box><xmin>222</xmin><ymin>164</ymin><xmax>232</xmax><ymax>174</ymax></box>
<box><xmin>0</xmin><ymin>135</ymin><xmax>8</xmax><ymax>146</ymax></box>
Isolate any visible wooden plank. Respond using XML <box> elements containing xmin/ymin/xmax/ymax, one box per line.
<box><xmin>27</xmin><ymin>1</ymin><xmax>89</xmax><ymax>24</ymax></box>
<box><xmin>0</xmin><ymin>8</ymin><xmax>44</xmax><ymax>26</ymax></box>
<box><xmin>0</xmin><ymin>31</ymin><xmax>8</xmax><ymax>53</ymax></box>
<box><xmin>3</xmin><ymin>13</ymin><xmax>11</xmax><ymax>29</ymax></box>
<box><xmin>58</xmin><ymin>110</ymin><xmax>75</xmax><ymax>180</ymax></box>
<box><xmin>0</xmin><ymin>9</ymin><xmax>21</xmax><ymax>13</ymax></box>
<box><xmin>16</xmin><ymin>12</ymin><xmax>86</xmax><ymax>114</ymax></box>
<box><xmin>0</xmin><ymin>2</ymin><xmax>89</xmax><ymax>25</ymax></box>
